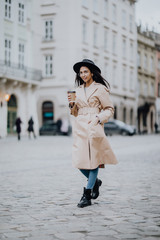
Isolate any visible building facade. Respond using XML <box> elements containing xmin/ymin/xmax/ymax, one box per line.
<box><xmin>0</xmin><ymin>0</ymin><xmax>42</xmax><ymax>137</ymax></box>
<box><xmin>137</xmin><ymin>27</ymin><xmax>156</xmax><ymax>133</ymax></box>
<box><xmin>1</xmin><ymin>0</ymin><xmax>138</xmax><ymax>137</ymax></box>
<box><xmin>150</xmin><ymin>31</ymin><xmax>160</xmax><ymax>131</ymax></box>
<box><xmin>37</xmin><ymin>0</ymin><xmax>137</xmax><ymax>128</ymax></box>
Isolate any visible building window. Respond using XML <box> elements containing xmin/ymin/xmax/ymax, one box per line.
<box><xmin>45</xmin><ymin>55</ymin><xmax>53</xmax><ymax>77</ymax></box>
<box><xmin>129</xmin><ymin>15</ymin><xmax>133</xmax><ymax>32</ymax></box>
<box><xmin>104</xmin><ymin>0</ymin><xmax>108</xmax><ymax>18</ymax></box>
<box><xmin>123</xmin><ymin>107</ymin><xmax>126</xmax><ymax>123</ymax></box>
<box><xmin>138</xmin><ymin>79</ymin><xmax>141</xmax><ymax>95</ymax></box>
<box><xmin>93</xmin><ymin>0</ymin><xmax>98</xmax><ymax>13</ymax></box>
<box><xmin>144</xmin><ymin>81</ymin><xmax>148</xmax><ymax>96</ymax></box>
<box><xmin>18</xmin><ymin>43</ymin><xmax>24</xmax><ymax>69</ymax></box>
<box><xmin>104</xmin><ymin>28</ymin><xmax>108</xmax><ymax>51</ymax></box>
<box><xmin>93</xmin><ymin>23</ymin><xmax>98</xmax><ymax>47</ymax></box>
<box><xmin>137</xmin><ymin>52</ymin><xmax>141</xmax><ymax>67</ymax></box>
<box><xmin>104</xmin><ymin>62</ymin><xmax>109</xmax><ymax>78</ymax></box>
<box><xmin>114</xmin><ymin>106</ymin><xmax>117</xmax><ymax>119</ymax></box>
<box><xmin>150</xmin><ymin>82</ymin><xmax>154</xmax><ymax>96</ymax></box>
<box><xmin>45</xmin><ymin>20</ymin><xmax>53</xmax><ymax>40</ymax></box>
<box><xmin>130</xmin><ymin>41</ymin><xmax>134</xmax><ymax>61</ymax></box>
<box><xmin>122</xmin><ymin>10</ymin><xmax>126</xmax><ymax>29</ymax></box>
<box><xmin>18</xmin><ymin>2</ymin><xmax>25</xmax><ymax>23</ymax></box>
<box><xmin>144</xmin><ymin>54</ymin><xmax>147</xmax><ymax>70</ymax></box>
<box><xmin>122</xmin><ymin>38</ymin><xmax>126</xmax><ymax>58</ymax></box>
<box><xmin>82</xmin><ymin>19</ymin><xmax>87</xmax><ymax>43</ymax></box>
<box><xmin>112</xmin><ymin>32</ymin><xmax>116</xmax><ymax>54</ymax></box>
<box><xmin>5</xmin><ymin>0</ymin><xmax>12</xmax><ymax>19</ymax></box>
<box><xmin>130</xmin><ymin>69</ymin><xmax>133</xmax><ymax>91</ymax></box>
<box><xmin>112</xmin><ymin>4</ymin><xmax>117</xmax><ymax>23</ymax></box>
<box><xmin>5</xmin><ymin>39</ymin><xmax>11</xmax><ymax>66</ymax></box>
<box><xmin>130</xmin><ymin>109</ymin><xmax>133</xmax><ymax>125</ymax></box>
<box><xmin>122</xmin><ymin>65</ymin><xmax>126</xmax><ymax>89</ymax></box>
<box><xmin>150</xmin><ymin>57</ymin><xmax>154</xmax><ymax>72</ymax></box>
<box><xmin>112</xmin><ymin>64</ymin><xmax>117</xmax><ymax>86</ymax></box>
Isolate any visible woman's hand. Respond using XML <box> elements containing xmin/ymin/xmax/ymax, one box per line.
<box><xmin>88</xmin><ymin>116</ymin><xmax>100</xmax><ymax>125</ymax></box>
<box><xmin>68</xmin><ymin>93</ymin><xmax>74</xmax><ymax>107</ymax></box>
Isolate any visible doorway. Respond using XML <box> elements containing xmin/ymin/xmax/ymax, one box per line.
<box><xmin>7</xmin><ymin>94</ymin><xmax>17</xmax><ymax>133</ymax></box>
<box><xmin>42</xmin><ymin>101</ymin><xmax>54</xmax><ymax>124</ymax></box>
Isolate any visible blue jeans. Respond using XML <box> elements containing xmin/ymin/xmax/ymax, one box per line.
<box><xmin>80</xmin><ymin>167</ymin><xmax>99</xmax><ymax>190</ymax></box>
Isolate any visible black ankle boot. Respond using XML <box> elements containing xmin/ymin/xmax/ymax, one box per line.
<box><xmin>77</xmin><ymin>188</ymin><xmax>92</xmax><ymax>208</ymax></box>
<box><xmin>92</xmin><ymin>178</ymin><xmax>102</xmax><ymax>199</ymax></box>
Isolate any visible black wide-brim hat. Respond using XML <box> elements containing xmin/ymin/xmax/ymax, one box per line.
<box><xmin>73</xmin><ymin>59</ymin><xmax>101</xmax><ymax>74</ymax></box>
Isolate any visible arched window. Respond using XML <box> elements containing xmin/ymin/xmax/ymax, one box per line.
<box><xmin>8</xmin><ymin>94</ymin><xmax>17</xmax><ymax>107</ymax></box>
<box><xmin>7</xmin><ymin>94</ymin><xmax>17</xmax><ymax>133</ymax></box>
<box><xmin>42</xmin><ymin>101</ymin><xmax>54</xmax><ymax>123</ymax></box>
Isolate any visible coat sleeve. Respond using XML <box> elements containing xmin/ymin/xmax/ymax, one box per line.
<box><xmin>97</xmin><ymin>87</ymin><xmax>114</xmax><ymax>124</ymax></box>
<box><xmin>69</xmin><ymin>103</ymin><xmax>78</xmax><ymax>117</ymax></box>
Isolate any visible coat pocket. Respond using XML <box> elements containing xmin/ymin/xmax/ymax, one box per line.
<box><xmin>89</xmin><ymin>123</ymin><xmax>105</xmax><ymax>138</ymax></box>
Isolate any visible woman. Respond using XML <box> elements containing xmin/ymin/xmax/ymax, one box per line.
<box><xmin>68</xmin><ymin>59</ymin><xmax>118</xmax><ymax>208</ymax></box>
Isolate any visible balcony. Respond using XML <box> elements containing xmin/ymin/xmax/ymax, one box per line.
<box><xmin>0</xmin><ymin>60</ymin><xmax>42</xmax><ymax>83</ymax></box>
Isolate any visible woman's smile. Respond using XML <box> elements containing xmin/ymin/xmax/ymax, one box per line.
<box><xmin>79</xmin><ymin>66</ymin><xmax>93</xmax><ymax>87</ymax></box>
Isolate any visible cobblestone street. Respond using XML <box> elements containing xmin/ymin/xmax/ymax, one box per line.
<box><xmin>0</xmin><ymin>134</ymin><xmax>160</xmax><ymax>240</ymax></box>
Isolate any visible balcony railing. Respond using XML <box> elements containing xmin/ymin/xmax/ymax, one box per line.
<box><xmin>0</xmin><ymin>60</ymin><xmax>42</xmax><ymax>82</ymax></box>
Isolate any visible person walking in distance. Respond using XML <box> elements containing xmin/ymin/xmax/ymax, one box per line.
<box><xmin>68</xmin><ymin>59</ymin><xmax>118</xmax><ymax>208</ymax></box>
<box><xmin>15</xmin><ymin>117</ymin><xmax>22</xmax><ymax>141</ymax></box>
<box><xmin>27</xmin><ymin>117</ymin><xmax>36</xmax><ymax>139</ymax></box>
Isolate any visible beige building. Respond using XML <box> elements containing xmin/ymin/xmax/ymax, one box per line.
<box><xmin>137</xmin><ymin>26</ymin><xmax>156</xmax><ymax>133</ymax></box>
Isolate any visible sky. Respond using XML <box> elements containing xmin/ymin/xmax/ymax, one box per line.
<box><xmin>135</xmin><ymin>0</ymin><xmax>160</xmax><ymax>33</ymax></box>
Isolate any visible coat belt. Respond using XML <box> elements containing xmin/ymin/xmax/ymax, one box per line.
<box><xmin>78</xmin><ymin>107</ymin><xmax>100</xmax><ymax>115</ymax></box>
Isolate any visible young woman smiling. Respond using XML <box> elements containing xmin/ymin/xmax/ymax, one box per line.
<box><xmin>68</xmin><ymin>59</ymin><xmax>117</xmax><ymax>208</ymax></box>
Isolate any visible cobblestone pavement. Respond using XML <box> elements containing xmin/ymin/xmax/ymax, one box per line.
<box><xmin>0</xmin><ymin>134</ymin><xmax>160</xmax><ymax>240</ymax></box>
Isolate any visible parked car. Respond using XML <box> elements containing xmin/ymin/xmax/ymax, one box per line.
<box><xmin>104</xmin><ymin>119</ymin><xmax>136</xmax><ymax>136</ymax></box>
<box><xmin>39</xmin><ymin>121</ymin><xmax>58</xmax><ymax>136</ymax></box>
<box><xmin>39</xmin><ymin>121</ymin><xmax>72</xmax><ymax>136</ymax></box>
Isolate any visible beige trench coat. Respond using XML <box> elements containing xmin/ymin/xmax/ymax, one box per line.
<box><xmin>70</xmin><ymin>81</ymin><xmax>118</xmax><ymax>169</ymax></box>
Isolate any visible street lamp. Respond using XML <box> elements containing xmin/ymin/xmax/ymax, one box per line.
<box><xmin>0</xmin><ymin>93</ymin><xmax>10</xmax><ymax>107</ymax></box>
<box><xmin>4</xmin><ymin>93</ymin><xmax>11</xmax><ymax>102</ymax></box>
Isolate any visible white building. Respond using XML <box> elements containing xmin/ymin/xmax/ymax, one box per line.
<box><xmin>37</xmin><ymin>0</ymin><xmax>137</xmax><ymax>127</ymax></box>
<box><xmin>0</xmin><ymin>0</ymin><xmax>137</xmax><ymax>137</ymax></box>
<box><xmin>0</xmin><ymin>0</ymin><xmax>42</xmax><ymax>137</ymax></box>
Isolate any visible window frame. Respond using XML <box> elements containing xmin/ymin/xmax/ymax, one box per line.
<box><xmin>4</xmin><ymin>38</ymin><xmax>12</xmax><ymax>66</ymax></box>
<box><xmin>5</xmin><ymin>0</ymin><xmax>12</xmax><ymax>20</ymax></box>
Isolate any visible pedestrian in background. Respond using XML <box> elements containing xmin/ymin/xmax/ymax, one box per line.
<box><xmin>15</xmin><ymin>117</ymin><xmax>22</xmax><ymax>141</ymax></box>
<box><xmin>68</xmin><ymin>59</ymin><xmax>118</xmax><ymax>208</ymax></box>
<box><xmin>56</xmin><ymin>118</ymin><xmax>62</xmax><ymax>134</ymax></box>
<box><xmin>27</xmin><ymin>117</ymin><xmax>36</xmax><ymax>139</ymax></box>
<box><xmin>154</xmin><ymin>122</ymin><xmax>158</xmax><ymax>134</ymax></box>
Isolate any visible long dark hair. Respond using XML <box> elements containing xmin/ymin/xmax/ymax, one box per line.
<box><xmin>75</xmin><ymin>66</ymin><xmax>110</xmax><ymax>89</ymax></box>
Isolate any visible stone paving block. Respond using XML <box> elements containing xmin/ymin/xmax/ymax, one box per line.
<box><xmin>1</xmin><ymin>135</ymin><xmax>160</xmax><ymax>239</ymax></box>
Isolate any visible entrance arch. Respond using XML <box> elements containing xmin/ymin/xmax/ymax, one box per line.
<box><xmin>42</xmin><ymin>101</ymin><xmax>54</xmax><ymax>124</ymax></box>
<box><xmin>7</xmin><ymin>94</ymin><xmax>17</xmax><ymax>133</ymax></box>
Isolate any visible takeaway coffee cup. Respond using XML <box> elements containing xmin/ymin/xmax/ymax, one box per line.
<box><xmin>67</xmin><ymin>90</ymin><xmax>76</xmax><ymax>102</ymax></box>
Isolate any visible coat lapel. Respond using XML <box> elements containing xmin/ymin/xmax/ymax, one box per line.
<box><xmin>77</xmin><ymin>85</ymin><xmax>88</xmax><ymax>105</ymax></box>
<box><xmin>77</xmin><ymin>82</ymin><xmax>99</xmax><ymax>105</ymax></box>
<box><xmin>85</xmin><ymin>81</ymin><xmax>99</xmax><ymax>101</ymax></box>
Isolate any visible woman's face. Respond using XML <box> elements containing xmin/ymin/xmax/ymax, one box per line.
<box><xmin>79</xmin><ymin>66</ymin><xmax>93</xmax><ymax>85</ymax></box>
